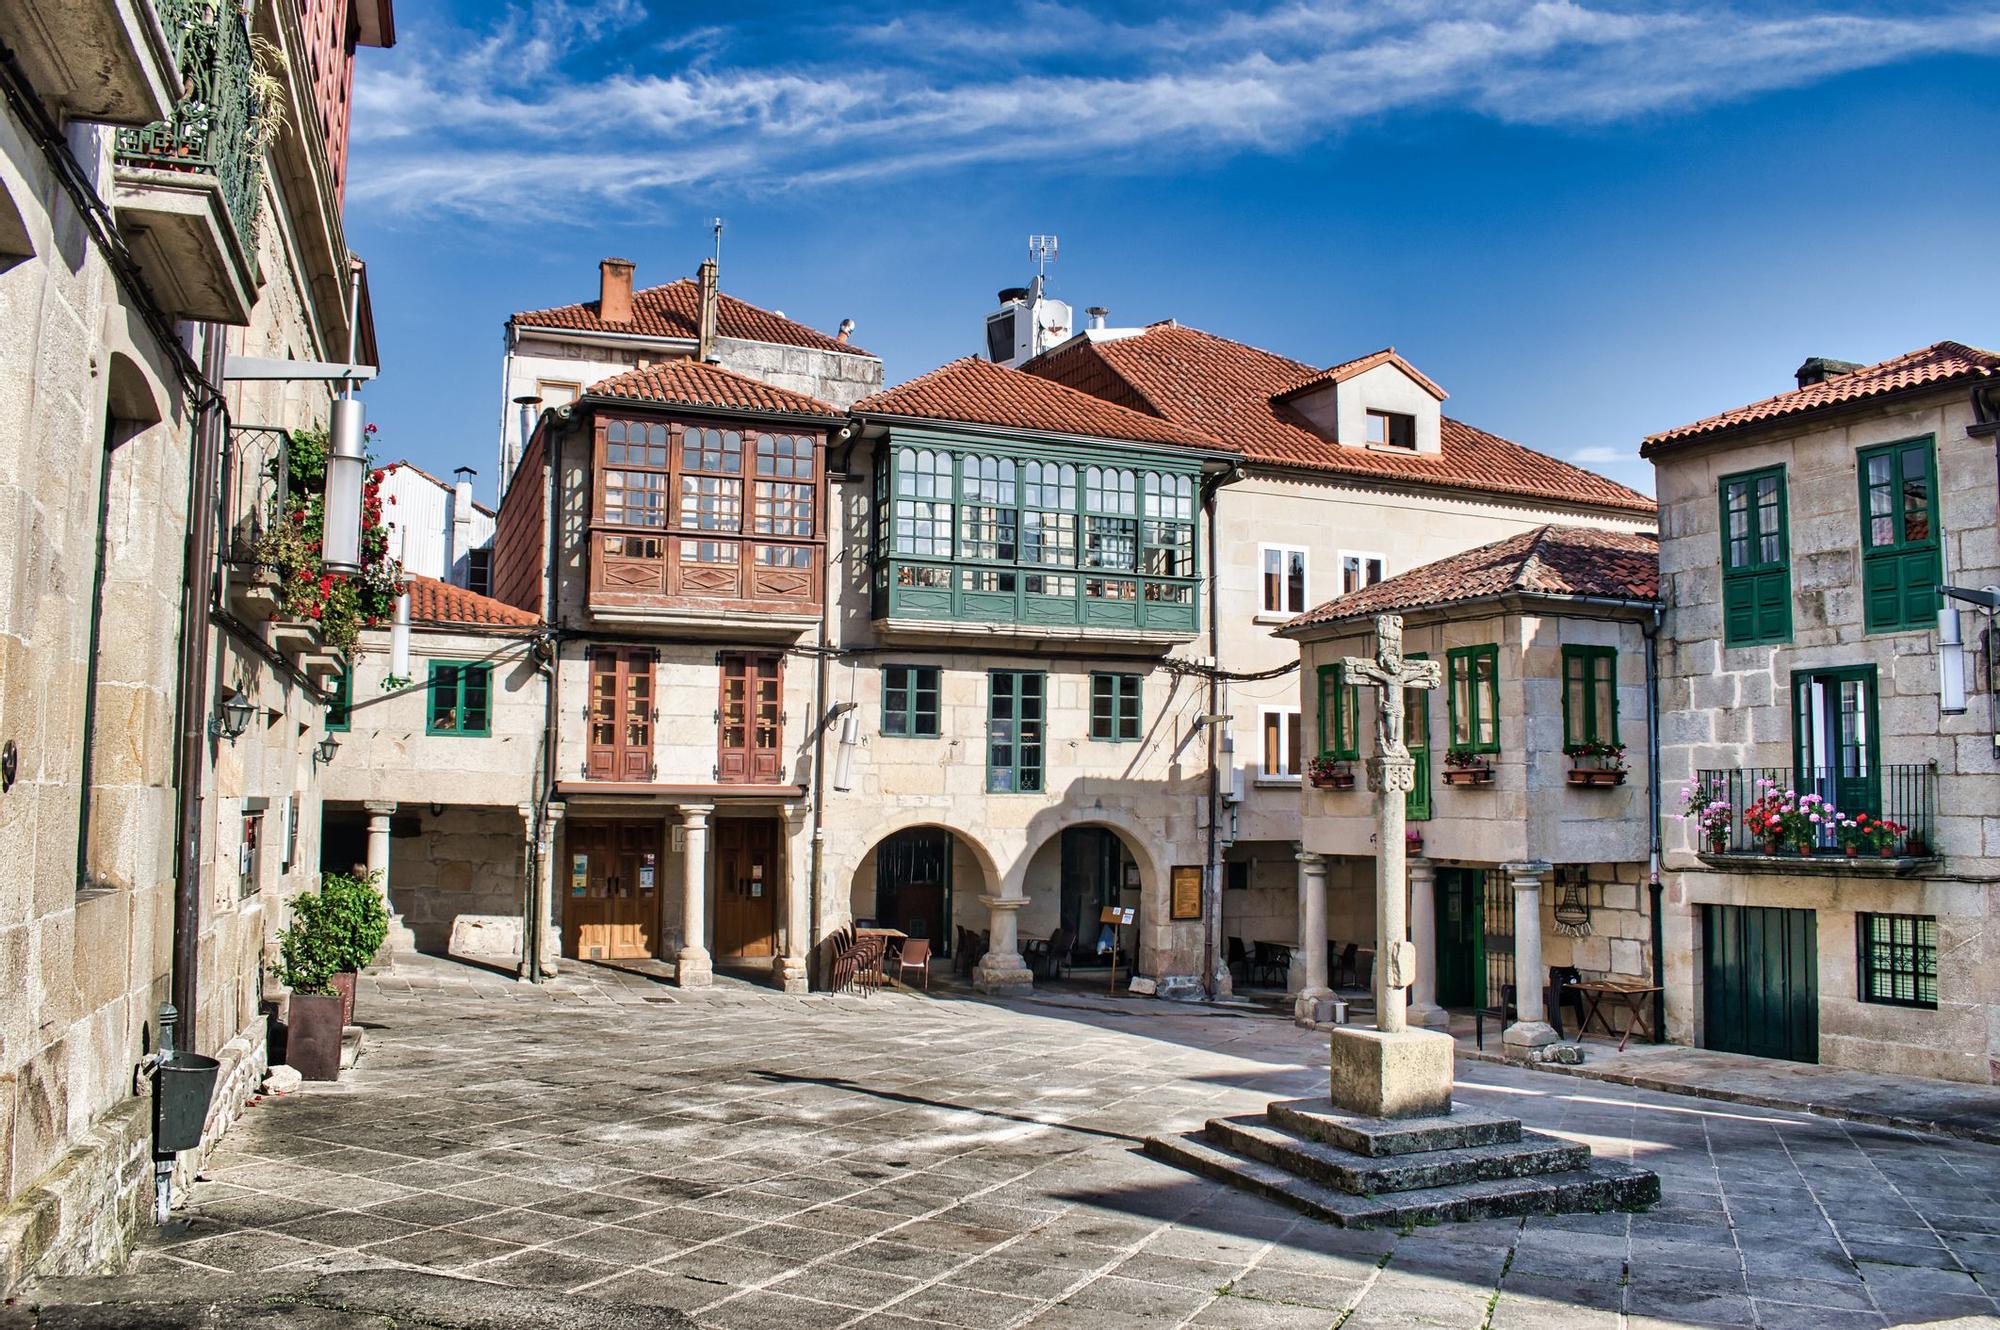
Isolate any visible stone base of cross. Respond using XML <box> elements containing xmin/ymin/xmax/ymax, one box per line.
<box><xmin>1328</xmin><ymin>615</ymin><xmax>1456</xmax><ymax>1120</ymax></box>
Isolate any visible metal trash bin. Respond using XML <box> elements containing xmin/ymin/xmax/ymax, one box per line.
<box><xmin>153</xmin><ymin>1053</ymin><xmax>221</xmax><ymax>1154</ymax></box>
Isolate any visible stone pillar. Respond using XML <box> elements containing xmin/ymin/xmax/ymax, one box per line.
<box><xmin>677</xmin><ymin>805</ymin><xmax>714</xmax><ymax>987</ymax></box>
<box><xmin>535</xmin><ymin>803</ymin><xmax>562</xmax><ymax>978</ymax></box>
<box><xmin>1502</xmin><ymin>860</ymin><xmax>1557</xmax><ymax>1058</ymax></box>
<box><xmin>1293</xmin><ymin>851</ymin><xmax>1331</xmax><ymax>1026</ymax></box>
<box><xmin>364</xmin><ymin>800</ymin><xmax>417</xmax><ymax>959</ymax></box>
<box><xmin>775</xmin><ymin>806</ymin><xmax>811</xmax><ymax>994</ymax></box>
<box><xmin>972</xmin><ymin>893</ymin><xmax>1033</xmax><ymax>993</ymax></box>
<box><xmin>1406</xmin><ymin>857</ymin><xmax>1447</xmax><ymax>1028</ymax></box>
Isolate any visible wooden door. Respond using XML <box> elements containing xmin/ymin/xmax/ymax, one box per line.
<box><xmin>712</xmin><ymin>819</ymin><xmax>778</xmax><ymax>958</ymax></box>
<box><xmin>588</xmin><ymin>649</ymin><xmax>655</xmax><ymax>781</ymax></box>
<box><xmin>564</xmin><ymin>820</ymin><xmax>662</xmax><ymax>960</ymax></box>
<box><xmin>718</xmin><ymin>653</ymin><xmax>784</xmax><ymax>784</ymax></box>
<box><xmin>1702</xmin><ymin>905</ymin><xmax>1818</xmax><ymax>1063</ymax></box>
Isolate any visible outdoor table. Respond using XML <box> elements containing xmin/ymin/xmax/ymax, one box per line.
<box><xmin>1566</xmin><ymin>979</ymin><xmax>1663</xmax><ymax>1051</ymax></box>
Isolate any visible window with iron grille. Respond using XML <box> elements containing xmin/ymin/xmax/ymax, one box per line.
<box><xmin>1858</xmin><ymin>913</ymin><xmax>1937</xmax><ymax>1009</ymax></box>
<box><xmin>1089</xmin><ymin>673</ymin><xmax>1142</xmax><ymax>741</ymax></box>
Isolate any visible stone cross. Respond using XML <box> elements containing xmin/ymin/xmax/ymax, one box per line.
<box><xmin>1341</xmin><ymin>614</ymin><xmax>1441</xmax><ymax>1035</ymax></box>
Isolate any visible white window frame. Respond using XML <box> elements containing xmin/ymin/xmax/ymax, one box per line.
<box><xmin>1339</xmin><ymin>550</ymin><xmax>1387</xmax><ymax>596</ymax></box>
<box><xmin>1257</xmin><ymin>543</ymin><xmax>1309</xmax><ymax>619</ymax></box>
<box><xmin>536</xmin><ymin>378</ymin><xmax>582</xmax><ymax>411</ymax></box>
<box><xmin>1257</xmin><ymin>706</ymin><xmax>1303</xmax><ymax>782</ymax></box>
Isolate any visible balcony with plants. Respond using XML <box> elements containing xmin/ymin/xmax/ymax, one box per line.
<box><xmin>110</xmin><ymin>0</ymin><xmax>281</xmax><ymax>322</ymax></box>
<box><xmin>1680</xmin><ymin>766</ymin><xmax>1938</xmax><ymax>874</ymax></box>
<box><xmin>242</xmin><ymin>425</ymin><xmax>404</xmax><ymax>667</ymax></box>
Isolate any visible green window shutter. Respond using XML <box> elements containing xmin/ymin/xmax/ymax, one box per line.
<box><xmin>1561</xmin><ymin>646</ymin><xmax>1617</xmax><ymax>748</ymax></box>
<box><xmin>326</xmin><ymin>667</ymin><xmax>351</xmax><ymax>733</ymax></box>
<box><xmin>1857</xmin><ymin>438</ymin><xmax>1941</xmax><ymax>633</ymax></box>
<box><xmin>461</xmin><ymin>666</ymin><xmax>492</xmax><ymax>736</ymax></box>
<box><xmin>1405</xmin><ymin>653</ymin><xmax>1431</xmax><ymax>822</ymax></box>
<box><xmin>1446</xmin><ymin>644</ymin><xmax>1501</xmax><ymax>753</ymax></box>
<box><xmin>1316</xmin><ymin>664</ymin><xmax>1357</xmax><ymax>760</ymax></box>
<box><xmin>1719</xmin><ymin>466</ymin><xmax>1792</xmax><ymax>646</ymax></box>
<box><xmin>427</xmin><ymin>664</ymin><xmax>459</xmax><ymax>734</ymax></box>
<box><xmin>1791</xmin><ymin>664</ymin><xmax>1881</xmax><ymax>817</ymax></box>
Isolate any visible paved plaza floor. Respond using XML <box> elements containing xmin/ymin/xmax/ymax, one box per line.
<box><xmin>80</xmin><ymin>958</ymin><xmax>2000</xmax><ymax>1327</ymax></box>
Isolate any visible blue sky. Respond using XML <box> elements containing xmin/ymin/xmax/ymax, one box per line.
<box><xmin>346</xmin><ymin>1</ymin><xmax>2000</xmax><ymax>503</ymax></box>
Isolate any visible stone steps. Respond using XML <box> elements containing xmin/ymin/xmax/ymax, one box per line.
<box><xmin>1144</xmin><ymin>1129</ymin><xmax>1659</xmax><ymax>1229</ymax></box>
<box><xmin>1143</xmin><ymin>1093</ymin><xmax>1659</xmax><ymax>1228</ymax></box>
<box><xmin>1204</xmin><ymin>1114</ymin><xmax>1590</xmax><ymax>1195</ymax></box>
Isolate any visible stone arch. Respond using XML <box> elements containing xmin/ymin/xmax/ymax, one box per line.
<box><xmin>1006</xmin><ymin>803</ymin><xmax>1165</xmax><ymax>906</ymax></box>
<box><xmin>850</xmin><ymin>813</ymin><xmax>1005</xmax><ymax>893</ymax></box>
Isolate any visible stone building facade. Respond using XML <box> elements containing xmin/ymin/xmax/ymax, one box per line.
<box><xmin>0</xmin><ymin>0</ymin><xmax>394</xmax><ymax>1289</ymax></box>
<box><xmin>1281</xmin><ymin>527</ymin><xmax>1661</xmax><ymax>1054</ymax></box>
<box><xmin>1645</xmin><ymin>343</ymin><xmax>2000</xmax><ymax>1085</ymax></box>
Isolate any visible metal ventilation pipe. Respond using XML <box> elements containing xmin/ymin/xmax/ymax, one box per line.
<box><xmin>1087</xmin><ymin>306</ymin><xmax>1109</xmax><ymax>330</ymax></box>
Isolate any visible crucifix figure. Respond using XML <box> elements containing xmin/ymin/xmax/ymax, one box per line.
<box><xmin>1341</xmin><ymin>614</ymin><xmax>1441</xmax><ymax>1036</ymax></box>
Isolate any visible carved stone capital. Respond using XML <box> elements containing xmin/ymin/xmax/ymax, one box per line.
<box><xmin>1366</xmin><ymin>755</ymin><xmax>1417</xmax><ymax>794</ymax></box>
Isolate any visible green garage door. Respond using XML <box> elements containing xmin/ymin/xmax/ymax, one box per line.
<box><xmin>1701</xmin><ymin>905</ymin><xmax>1818</xmax><ymax>1063</ymax></box>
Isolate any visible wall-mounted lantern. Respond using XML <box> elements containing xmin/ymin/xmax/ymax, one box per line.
<box><xmin>314</xmin><ymin>734</ymin><xmax>340</xmax><ymax>768</ymax></box>
<box><xmin>210</xmin><ymin>690</ymin><xmax>254</xmax><ymax>744</ymax></box>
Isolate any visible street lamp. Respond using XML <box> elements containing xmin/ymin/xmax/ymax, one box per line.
<box><xmin>320</xmin><ymin>397</ymin><xmax>367</xmax><ymax>574</ymax></box>
<box><xmin>210</xmin><ymin>690</ymin><xmax>254</xmax><ymax>743</ymax></box>
<box><xmin>314</xmin><ymin>734</ymin><xmax>340</xmax><ymax>767</ymax></box>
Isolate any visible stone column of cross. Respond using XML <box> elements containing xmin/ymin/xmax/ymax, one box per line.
<box><xmin>1341</xmin><ymin>615</ymin><xmax>1441</xmax><ymax>1037</ymax></box>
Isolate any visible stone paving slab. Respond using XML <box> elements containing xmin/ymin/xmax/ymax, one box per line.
<box><xmin>21</xmin><ymin>955</ymin><xmax>2000</xmax><ymax>1329</ymax></box>
<box><xmin>1456</xmin><ymin>1026</ymin><xmax>2000</xmax><ymax>1147</ymax></box>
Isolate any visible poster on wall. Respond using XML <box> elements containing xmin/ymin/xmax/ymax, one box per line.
<box><xmin>572</xmin><ymin>853</ymin><xmax>588</xmax><ymax>897</ymax></box>
<box><xmin>1169</xmin><ymin>865</ymin><xmax>1203</xmax><ymax>921</ymax></box>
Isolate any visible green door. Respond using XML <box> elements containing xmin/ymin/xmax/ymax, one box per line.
<box><xmin>1701</xmin><ymin>905</ymin><xmax>1818</xmax><ymax>1063</ymax></box>
<box><xmin>1432</xmin><ymin>868</ymin><xmax>1482</xmax><ymax>1008</ymax></box>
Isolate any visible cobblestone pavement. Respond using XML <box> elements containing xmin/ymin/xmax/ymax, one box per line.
<box><xmin>125</xmin><ymin>957</ymin><xmax>2000</xmax><ymax>1329</ymax></box>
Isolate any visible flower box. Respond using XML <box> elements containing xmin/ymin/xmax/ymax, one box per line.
<box><xmin>1306</xmin><ymin>757</ymin><xmax>1355</xmax><ymax>790</ymax></box>
<box><xmin>1442</xmin><ymin>766</ymin><xmax>1493</xmax><ymax>787</ymax></box>
<box><xmin>1566</xmin><ymin>768</ymin><xmax>1627</xmax><ymax>788</ymax></box>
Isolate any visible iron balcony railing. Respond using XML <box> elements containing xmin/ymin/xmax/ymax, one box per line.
<box><xmin>1693</xmin><ymin>765</ymin><xmax>1937</xmax><ymax>859</ymax></box>
<box><xmin>114</xmin><ymin>0</ymin><xmax>264</xmax><ymax>257</ymax></box>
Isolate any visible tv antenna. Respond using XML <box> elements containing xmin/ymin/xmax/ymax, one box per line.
<box><xmin>1028</xmin><ymin>234</ymin><xmax>1059</xmax><ymax>279</ymax></box>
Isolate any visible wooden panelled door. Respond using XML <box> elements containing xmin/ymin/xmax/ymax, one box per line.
<box><xmin>712</xmin><ymin>819</ymin><xmax>779</xmax><ymax>959</ymax></box>
<box><xmin>718</xmin><ymin>653</ymin><xmax>783</xmax><ymax>784</ymax></box>
<box><xmin>588</xmin><ymin>649</ymin><xmax>655</xmax><ymax>781</ymax></box>
<box><xmin>564</xmin><ymin>820</ymin><xmax>661</xmax><ymax>960</ymax></box>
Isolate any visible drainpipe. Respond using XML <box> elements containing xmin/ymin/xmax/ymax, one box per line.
<box><xmin>1643</xmin><ymin>603</ymin><xmax>1665</xmax><ymax>1042</ymax></box>
<box><xmin>1201</xmin><ymin>469</ymin><xmax>1224</xmax><ymax>999</ymax></box>
<box><xmin>170</xmin><ymin>327</ymin><xmax>228</xmax><ymax>1033</ymax></box>
<box><xmin>809</xmin><ymin>428</ymin><xmax>861</xmax><ymax>988</ymax></box>
<box><xmin>527</xmin><ymin>409</ymin><xmax>564</xmax><ymax>983</ymax></box>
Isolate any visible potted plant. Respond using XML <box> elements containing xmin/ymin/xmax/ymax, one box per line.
<box><xmin>1307</xmin><ymin>755</ymin><xmax>1355</xmax><ymax>790</ymax></box>
<box><xmin>1679</xmin><ymin>780</ymin><xmax>1733</xmax><ymax>854</ymax></box>
<box><xmin>1442</xmin><ymin>747</ymin><xmax>1493</xmax><ymax>785</ymax></box>
<box><xmin>318</xmin><ymin>870</ymin><xmax>390</xmax><ymax>1025</ymax></box>
<box><xmin>1901</xmin><ymin>827</ymin><xmax>1927</xmax><ymax>857</ymax></box>
<box><xmin>275</xmin><ymin>897</ymin><xmax>345</xmax><ymax>1082</ymax></box>
<box><xmin>1564</xmin><ymin>740</ymin><xmax>1628</xmax><ymax>786</ymax></box>
<box><xmin>1405</xmin><ymin>828</ymin><xmax>1424</xmax><ymax>856</ymax></box>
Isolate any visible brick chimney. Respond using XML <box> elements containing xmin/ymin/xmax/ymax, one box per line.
<box><xmin>598</xmin><ymin>257</ymin><xmax>635</xmax><ymax>324</ymax></box>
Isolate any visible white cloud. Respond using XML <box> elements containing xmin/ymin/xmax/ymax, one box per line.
<box><xmin>349</xmin><ymin>1</ymin><xmax>2000</xmax><ymax>220</ymax></box>
<box><xmin>1570</xmin><ymin>446</ymin><xmax>1630</xmax><ymax>464</ymax></box>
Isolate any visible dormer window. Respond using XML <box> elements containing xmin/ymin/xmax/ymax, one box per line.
<box><xmin>1367</xmin><ymin>410</ymin><xmax>1415</xmax><ymax>449</ymax></box>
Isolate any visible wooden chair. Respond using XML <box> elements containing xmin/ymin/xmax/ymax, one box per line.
<box><xmin>894</xmin><ymin>938</ymin><xmax>933</xmax><ymax>991</ymax></box>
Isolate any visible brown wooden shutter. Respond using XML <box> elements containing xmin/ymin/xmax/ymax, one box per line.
<box><xmin>717</xmin><ymin>653</ymin><xmax>782</xmax><ymax>784</ymax></box>
<box><xmin>589</xmin><ymin>649</ymin><xmax>655</xmax><ymax>780</ymax></box>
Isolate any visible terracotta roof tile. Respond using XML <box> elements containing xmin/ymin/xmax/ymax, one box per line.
<box><xmin>1642</xmin><ymin>341</ymin><xmax>2000</xmax><ymax>455</ymax></box>
<box><xmin>405</xmin><ymin>574</ymin><xmax>540</xmax><ymax>629</ymax></box>
<box><xmin>854</xmin><ymin>356</ymin><xmax>1231</xmax><ymax>451</ymax></box>
<box><xmin>512</xmin><ymin>277</ymin><xmax>872</xmax><ymax>357</ymax></box>
<box><xmin>1025</xmin><ymin>324</ymin><xmax>1655</xmax><ymax>516</ymax></box>
<box><xmin>585</xmin><ymin>359</ymin><xmax>840</xmax><ymax>418</ymax></box>
<box><xmin>1271</xmin><ymin>347</ymin><xmax>1447</xmax><ymax>403</ymax></box>
<box><xmin>1283</xmin><ymin>525</ymin><xmax>1660</xmax><ymax>632</ymax></box>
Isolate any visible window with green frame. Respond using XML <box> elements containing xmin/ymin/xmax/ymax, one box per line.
<box><xmin>1405</xmin><ymin>653</ymin><xmax>1432</xmax><ymax>821</ymax></box>
<box><xmin>1858</xmin><ymin>912</ymin><xmax>1937</xmax><ymax>1009</ymax></box>
<box><xmin>1445</xmin><ymin>645</ymin><xmax>1499</xmax><ymax>753</ymax></box>
<box><xmin>325</xmin><ymin>667</ymin><xmax>352</xmax><ymax>733</ymax></box>
<box><xmin>1791</xmin><ymin>663</ymin><xmax>1879</xmax><ymax>818</ymax></box>
<box><xmin>1316</xmin><ymin>663</ymin><xmax>1358</xmax><ymax>760</ymax></box>
<box><xmin>1089</xmin><ymin>672</ymin><xmax>1141</xmax><ymax>741</ymax></box>
<box><xmin>426</xmin><ymin>662</ymin><xmax>492</xmax><ymax>736</ymax></box>
<box><xmin>882</xmin><ymin>665</ymin><xmax>940</xmax><ymax>737</ymax></box>
<box><xmin>987</xmin><ymin>671</ymin><xmax>1044</xmax><ymax>792</ymax></box>
<box><xmin>1719</xmin><ymin>465</ymin><xmax>1790</xmax><ymax>645</ymax></box>
<box><xmin>1560</xmin><ymin>646</ymin><xmax>1617</xmax><ymax>749</ymax></box>
<box><xmin>1857</xmin><ymin>437</ymin><xmax>1941</xmax><ymax>633</ymax></box>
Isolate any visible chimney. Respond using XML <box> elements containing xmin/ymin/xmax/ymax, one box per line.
<box><xmin>1086</xmin><ymin>306</ymin><xmax>1108</xmax><ymax>330</ymax></box>
<box><xmin>598</xmin><ymin>257</ymin><xmax>635</xmax><ymax>324</ymax></box>
<box><xmin>1794</xmin><ymin>356</ymin><xmax>1863</xmax><ymax>390</ymax></box>
<box><xmin>451</xmin><ymin>467</ymin><xmax>477</xmax><ymax>586</ymax></box>
<box><xmin>836</xmin><ymin>318</ymin><xmax>855</xmax><ymax>344</ymax></box>
<box><xmin>696</xmin><ymin>257</ymin><xmax>719</xmax><ymax>362</ymax></box>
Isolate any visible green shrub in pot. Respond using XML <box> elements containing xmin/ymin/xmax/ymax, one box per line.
<box><xmin>275</xmin><ymin>893</ymin><xmax>343</xmax><ymax>997</ymax></box>
<box><xmin>319</xmin><ymin>870</ymin><xmax>389</xmax><ymax>973</ymax></box>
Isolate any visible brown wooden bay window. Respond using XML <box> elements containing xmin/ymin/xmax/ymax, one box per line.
<box><xmin>592</xmin><ymin>415</ymin><xmax>823</xmax><ymax>615</ymax></box>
